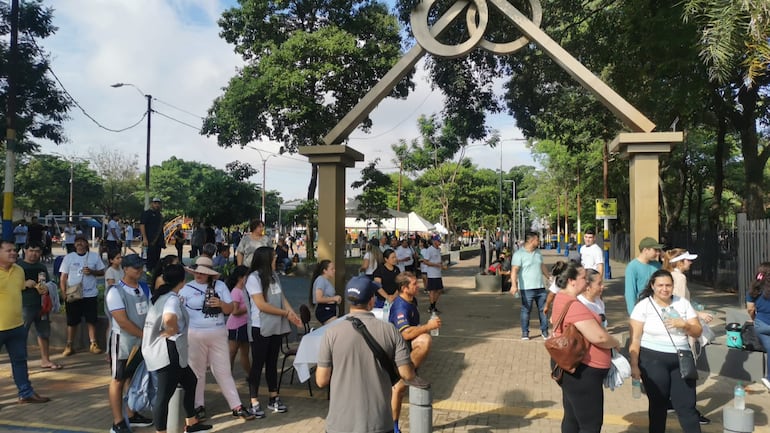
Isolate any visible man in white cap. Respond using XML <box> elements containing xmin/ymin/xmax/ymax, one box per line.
<box><xmin>316</xmin><ymin>276</ymin><xmax>416</xmax><ymax>433</ymax></box>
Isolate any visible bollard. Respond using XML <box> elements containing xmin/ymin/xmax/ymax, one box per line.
<box><xmin>723</xmin><ymin>407</ymin><xmax>754</xmax><ymax>433</ymax></box>
<box><xmin>167</xmin><ymin>385</ymin><xmax>186</xmax><ymax>433</ymax></box>
<box><xmin>409</xmin><ymin>384</ymin><xmax>432</xmax><ymax>433</ymax></box>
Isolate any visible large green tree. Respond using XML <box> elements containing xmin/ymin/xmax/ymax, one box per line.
<box><xmin>14</xmin><ymin>154</ymin><xmax>103</xmax><ymax>215</ymax></box>
<box><xmin>0</xmin><ymin>0</ymin><xmax>71</xmax><ymax>152</ymax></box>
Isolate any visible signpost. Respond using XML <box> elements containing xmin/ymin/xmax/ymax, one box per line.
<box><xmin>595</xmin><ymin>199</ymin><xmax>617</xmax><ymax>279</ymax></box>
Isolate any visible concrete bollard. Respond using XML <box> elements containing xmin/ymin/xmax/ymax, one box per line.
<box><xmin>723</xmin><ymin>407</ymin><xmax>754</xmax><ymax>433</ymax></box>
<box><xmin>167</xmin><ymin>385</ymin><xmax>186</xmax><ymax>433</ymax></box>
<box><xmin>409</xmin><ymin>385</ymin><xmax>433</xmax><ymax>433</ymax></box>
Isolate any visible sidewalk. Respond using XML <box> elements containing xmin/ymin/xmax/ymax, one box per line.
<box><xmin>1</xmin><ymin>249</ymin><xmax>768</xmax><ymax>433</ymax></box>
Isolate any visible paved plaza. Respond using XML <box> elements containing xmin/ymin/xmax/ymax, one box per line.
<box><xmin>1</xmin><ymin>249</ymin><xmax>768</xmax><ymax>433</ymax></box>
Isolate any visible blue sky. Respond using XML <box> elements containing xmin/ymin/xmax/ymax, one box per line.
<box><xmin>36</xmin><ymin>0</ymin><xmax>535</xmax><ymax>205</ymax></box>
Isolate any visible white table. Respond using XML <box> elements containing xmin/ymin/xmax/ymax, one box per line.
<box><xmin>293</xmin><ymin>308</ymin><xmax>384</xmax><ymax>382</ymax></box>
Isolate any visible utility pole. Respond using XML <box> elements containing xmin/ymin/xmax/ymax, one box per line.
<box><xmin>3</xmin><ymin>0</ymin><xmax>20</xmax><ymax>241</ymax></box>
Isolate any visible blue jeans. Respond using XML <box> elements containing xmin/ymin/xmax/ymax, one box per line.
<box><xmin>520</xmin><ymin>288</ymin><xmax>548</xmax><ymax>337</ymax></box>
<box><xmin>753</xmin><ymin>318</ymin><xmax>770</xmax><ymax>379</ymax></box>
<box><xmin>0</xmin><ymin>325</ymin><xmax>34</xmax><ymax>398</ymax></box>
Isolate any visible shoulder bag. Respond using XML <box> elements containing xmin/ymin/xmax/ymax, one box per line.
<box><xmin>346</xmin><ymin>316</ymin><xmax>401</xmax><ymax>385</ymax></box>
<box><xmin>65</xmin><ymin>252</ymin><xmax>88</xmax><ymax>302</ymax></box>
<box><xmin>545</xmin><ymin>299</ymin><xmax>589</xmax><ymax>380</ymax></box>
<box><xmin>649</xmin><ymin>298</ymin><xmax>698</xmax><ymax>380</ymax></box>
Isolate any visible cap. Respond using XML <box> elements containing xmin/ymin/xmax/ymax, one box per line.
<box><xmin>670</xmin><ymin>251</ymin><xmax>698</xmax><ymax>263</ymax></box>
<box><xmin>432</xmin><ymin>235</ymin><xmax>442</xmax><ymax>243</ymax></box>
<box><xmin>638</xmin><ymin>237</ymin><xmax>664</xmax><ymax>251</ymax></box>
<box><xmin>346</xmin><ymin>276</ymin><xmax>380</xmax><ymax>305</ymax></box>
<box><xmin>122</xmin><ymin>254</ymin><xmax>144</xmax><ymax>269</ymax></box>
<box><xmin>152</xmin><ymin>197</ymin><xmax>162</xmax><ymax>202</ymax></box>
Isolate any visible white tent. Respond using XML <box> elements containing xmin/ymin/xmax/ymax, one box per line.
<box><xmin>344</xmin><ymin>217</ymin><xmax>378</xmax><ymax>230</ymax></box>
<box><xmin>382</xmin><ymin>212</ymin><xmax>435</xmax><ymax>233</ymax></box>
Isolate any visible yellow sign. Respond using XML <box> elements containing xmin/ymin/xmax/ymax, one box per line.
<box><xmin>595</xmin><ymin>199</ymin><xmax>617</xmax><ymax>219</ymax></box>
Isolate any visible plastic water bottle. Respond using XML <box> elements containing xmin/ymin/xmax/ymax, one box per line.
<box><xmin>382</xmin><ymin>300</ymin><xmax>391</xmax><ymax>323</ymax></box>
<box><xmin>734</xmin><ymin>382</ymin><xmax>746</xmax><ymax>410</ymax></box>
<box><xmin>430</xmin><ymin>311</ymin><xmax>439</xmax><ymax>337</ymax></box>
<box><xmin>662</xmin><ymin>307</ymin><xmax>684</xmax><ymax>335</ymax></box>
<box><xmin>632</xmin><ymin>379</ymin><xmax>642</xmax><ymax>399</ymax></box>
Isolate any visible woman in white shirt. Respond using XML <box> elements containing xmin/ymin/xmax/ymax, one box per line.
<box><xmin>629</xmin><ymin>269</ymin><xmax>702</xmax><ymax>433</ymax></box>
<box><xmin>578</xmin><ymin>269</ymin><xmax>606</xmax><ymax>328</ymax></box>
<box><xmin>142</xmin><ymin>264</ymin><xmax>212</xmax><ymax>433</ymax></box>
<box><xmin>179</xmin><ymin>257</ymin><xmax>253</xmax><ymax>422</ymax></box>
<box><xmin>246</xmin><ymin>246</ymin><xmax>301</xmax><ymax>417</ymax></box>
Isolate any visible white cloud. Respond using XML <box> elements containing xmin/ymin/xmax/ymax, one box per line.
<box><xmin>37</xmin><ymin>0</ymin><xmax>535</xmax><ymax>207</ymax></box>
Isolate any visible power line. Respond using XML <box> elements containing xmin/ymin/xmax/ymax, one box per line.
<box><xmin>152</xmin><ymin>97</ymin><xmax>205</xmax><ymax>120</ymax></box>
<box><xmin>348</xmin><ymin>90</ymin><xmax>434</xmax><ymax>140</ymax></box>
<box><xmin>25</xmin><ymin>32</ymin><xmax>149</xmax><ymax>133</ymax></box>
<box><xmin>153</xmin><ymin>109</ymin><xmax>202</xmax><ymax>131</ymax></box>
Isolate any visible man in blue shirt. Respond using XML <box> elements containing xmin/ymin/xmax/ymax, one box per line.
<box><xmin>624</xmin><ymin>237</ymin><xmax>663</xmax><ymax>315</ymax></box>
<box><xmin>388</xmin><ymin>272</ymin><xmax>441</xmax><ymax>433</ymax></box>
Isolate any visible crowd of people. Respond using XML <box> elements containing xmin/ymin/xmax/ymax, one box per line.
<box><xmin>4</xmin><ymin>202</ymin><xmax>763</xmax><ymax>433</ymax></box>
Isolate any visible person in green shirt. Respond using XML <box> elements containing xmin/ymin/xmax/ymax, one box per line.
<box><xmin>510</xmin><ymin>232</ymin><xmax>551</xmax><ymax>340</ymax></box>
<box><xmin>623</xmin><ymin>237</ymin><xmax>663</xmax><ymax>315</ymax></box>
<box><xmin>18</xmin><ymin>242</ymin><xmax>60</xmax><ymax>369</ymax></box>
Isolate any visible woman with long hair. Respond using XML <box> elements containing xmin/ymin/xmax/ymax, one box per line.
<box><xmin>360</xmin><ymin>241</ymin><xmax>383</xmax><ymax>278</ymax></box>
<box><xmin>225</xmin><ymin>265</ymin><xmax>251</xmax><ymax>377</ymax></box>
<box><xmin>372</xmin><ymin>248</ymin><xmax>400</xmax><ymax>308</ymax></box>
<box><xmin>179</xmin><ymin>257</ymin><xmax>253</xmax><ymax>423</ymax></box>
<box><xmin>550</xmin><ymin>261</ymin><xmax>619</xmax><ymax>433</ymax></box>
<box><xmin>245</xmin><ymin>246</ymin><xmax>302</xmax><ymax>417</ymax></box>
<box><xmin>747</xmin><ymin>262</ymin><xmax>770</xmax><ymax>390</ymax></box>
<box><xmin>151</xmin><ymin>255</ymin><xmax>180</xmax><ymax>293</ymax></box>
<box><xmin>236</xmin><ymin>219</ymin><xmax>270</xmax><ymax>267</ymax></box>
<box><xmin>629</xmin><ymin>269</ymin><xmax>702</xmax><ymax>433</ymax></box>
<box><xmin>142</xmin><ymin>264</ymin><xmax>212</xmax><ymax>433</ymax></box>
<box><xmin>311</xmin><ymin>260</ymin><xmax>341</xmax><ymax>324</ymax></box>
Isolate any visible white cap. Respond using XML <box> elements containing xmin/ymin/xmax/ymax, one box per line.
<box><xmin>670</xmin><ymin>251</ymin><xmax>698</xmax><ymax>263</ymax></box>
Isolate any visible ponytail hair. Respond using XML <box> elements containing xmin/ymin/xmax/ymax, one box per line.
<box><xmin>152</xmin><ymin>264</ymin><xmax>185</xmax><ymax>304</ymax></box>
<box><xmin>555</xmin><ymin>261</ymin><xmax>583</xmax><ymax>290</ymax></box>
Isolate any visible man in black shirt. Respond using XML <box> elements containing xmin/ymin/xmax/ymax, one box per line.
<box><xmin>140</xmin><ymin>198</ymin><xmax>164</xmax><ymax>270</ymax></box>
<box><xmin>27</xmin><ymin>216</ymin><xmax>45</xmax><ymax>245</ymax></box>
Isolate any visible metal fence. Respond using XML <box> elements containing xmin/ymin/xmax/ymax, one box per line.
<box><xmin>736</xmin><ymin>213</ymin><xmax>770</xmax><ymax>306</ymax></box>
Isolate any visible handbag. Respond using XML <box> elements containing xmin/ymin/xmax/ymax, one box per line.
<box><xmin>545</xmin><ymin>299</ymin><xmax>589</xmax><ymax>380</ymax></box>
<box><xmin>65</xmin><ymin>282</ymin><xmax>83</xmax><ymax>302</ymax></box>
<box><xmin>740</xmin><ymin>322</ymin><xmax>766</xmax><ymax>352</ymax></box>
<box><xmin>726</xmin><ymin>322</ymin><xmax>743</xmax><ymax>349</ymax></box>
<box><xmin>346</xmin><ymin>316</ymin><xmax>401</xmax><ymax>385</ymax></box>
<box><xmin>40</xmin><ymin>292</ymin><xmax>53</xmax><ymax>316</ymax></box>
<box><xmin>650</xmin><ymin>298</ymin><xmax>698</xmax><ymax>380</ymax></box>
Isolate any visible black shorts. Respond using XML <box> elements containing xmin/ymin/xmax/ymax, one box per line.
<box><xmin>228</xmin><ymin>324</ymin><xmax>249</xmax><ymax>343</ymax></box>
<box><xmin>315</xmin><ymin>304</ymin><xmax>338</xmax><ymax>323</ymax></box>
<box><xmin>65</xmin><ymin>296</ymin><xmax>99</xmax><ymax>326</ymax></box>
<box><xmin>110</xmin><ymin>335</ymin><xmax>143</xmax><ymax>380</ymax></box>
<box><xmin>426</xmin><ymin>278</ymin><xmax>444</xmax><ymax>292</ymax></box>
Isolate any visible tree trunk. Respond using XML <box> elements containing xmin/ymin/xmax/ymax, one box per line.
<box><xmin>731</xmin><ymin>85</ymin><xmax>769</xmax><ymax>219</ymax></box>
<box><xmin>305</xmin><ymin>163</ymin><xmax>318</xmax><ymax>261</ymax></box>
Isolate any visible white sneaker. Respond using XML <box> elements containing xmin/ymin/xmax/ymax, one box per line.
<box><xmin>761</xmin><ymin>377</ymin><xmax>770</xmax><ymax>391</ymax></box>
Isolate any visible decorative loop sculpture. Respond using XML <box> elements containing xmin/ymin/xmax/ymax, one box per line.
<box><xmin>410</xmin><ymin>0</ymin><xmax>543</xmax><ymax>58</ymax></box>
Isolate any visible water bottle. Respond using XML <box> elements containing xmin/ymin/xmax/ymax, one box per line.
<box><xmin>662</xmin><ymin>307</ymin><xmax>684</xmax><ymax>335</ymax></box>
<box><xmin>734</xmin><ymin>382</ymin><xmax>746</xmax><ymax>410</ymax></box>
<box><xmin>382</xmin><ymin>300</ymin><xmax>391</xmax><ymax>323</ymax></box>
<box><xmin>430</xmin><ymin>311</ymin><xmax>439</xmax><ymax>337</ymax></box>
<box><xmin>632</xmin><ymin>379</ymin><xmax>642</xmax><ymax>399</ymax></box>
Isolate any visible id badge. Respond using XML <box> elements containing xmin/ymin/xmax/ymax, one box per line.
<box><xmin>270</xmin><ymin>283</ymin><xmax>282</xmax><ymax>296</ymax></box>
<box><xmin>135</xmin><ymin>301</ymin><xmax>148</xmax><ymax>315</ymax></box>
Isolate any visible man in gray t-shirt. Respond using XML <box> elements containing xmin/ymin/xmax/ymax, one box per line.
<box><xmin>316</xmin><ymin>276</ymin><xmax>415</xmax><ymax>433</ymax></box>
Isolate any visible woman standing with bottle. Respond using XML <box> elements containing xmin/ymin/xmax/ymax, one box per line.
<box><xmin>246</xmin><ymin>247</ymin><xmax>302</xmax><ymax>417</ymax></box>
<box><xmin>629</xmin><ymin>269</ymin><xmax>702</xmax><ymax>433</ymax></box>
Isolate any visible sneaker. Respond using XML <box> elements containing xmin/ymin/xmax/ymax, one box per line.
<box><xmin>267</xmin><ymin>396</ymin><xmax>287</xmax><ymax>413</ymax></box>
<box><xmin>110</xmin><ymin>421</ymin><xmax>132</xmax><ymax>433</ymax></box>
<box><xmin>521</xmin><ymin>336</ymin><xmax>530</xmax><ymax>341</ymax></box>
<box><xmin>698</xmin><ymin>414</ymin><xmax>711</xmax><ymax>425</ymax></box>
<box><xmin>128</xmin><ymin>412</ymin><xmax>153</xmax><ymax>428</ymax></box>
<box><xmin>248</xmin><ymin>403</ymin><xmax>266</xmax><ymax>419</ymax></box>
<box><xmin>761</xmin><ymin>377</ymin><xmax>770</xmax><ymax>391</ymax></box>
<box><xmin>233</xmin><ymin>406</ymin><xmax>256</xmax><ymax>420</ymax></box>
<box><xmin>62</xmin><ymin>343</ymin><xmax>74</xmax><ymax>357</ymax></box>
<box><xmin>184</xmin><ymin>422</ymin><xmax>213</xmax><ymax>432</ymax></box>
<box><xmin>90</xmin><ymin>342</ymin><xmax>103</xmax><ymax>354</ymax></box>
<box><xmin>194</xmin><ymin>406</ymin><xmax>207</xmax><ymax>421</ymax></box>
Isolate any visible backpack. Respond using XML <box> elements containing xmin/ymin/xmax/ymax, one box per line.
<box><xmin>125</xmin><ymin>360</ymin><xmax>157</xmax><ymax>413</ymax></box>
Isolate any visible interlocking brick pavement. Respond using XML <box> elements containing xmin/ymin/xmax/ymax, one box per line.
<box><xmin>1</xmin><ymin>249</ymin><xmax>768</xmax><ymax>432</ymax></box>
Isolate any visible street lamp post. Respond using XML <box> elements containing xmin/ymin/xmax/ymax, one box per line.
<box><xmin>246</xmin><ymin>145</ymin><xmax>277</xmax><ymax>223</ymax></box>
<box><xmin>504</xmin><ymin>179</ymin><xmax>515</xmax><ymax>250</ymax></box>
<box><xmin>111</xmin><ymin>83</ymin><xmax>152</xmax><ymax>209</ymax></box>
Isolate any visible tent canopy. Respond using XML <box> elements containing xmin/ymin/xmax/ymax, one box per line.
<box><xmin>382</xmin><ymin>212</ymin><xmax>435</xmax><ymax>232</ymax></box>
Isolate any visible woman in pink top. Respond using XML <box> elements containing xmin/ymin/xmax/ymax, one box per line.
<box><xmin>550</xmin><ymin>261</ymin><xmax>620</xmax><ymax>433</ymax></box>
<box><xmin>226</xmin><ymin>266</ymin><xmax>251</xmax><ymax>377</ymax></box>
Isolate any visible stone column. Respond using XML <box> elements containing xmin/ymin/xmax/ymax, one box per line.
<box><xmin>299</xmin><ymin>145</ymin><xmax>364</xmax><ymax>294</ymax></box>
<box><xmin>610</xmin><ymin>132</ymin><xmax>682</xmax><ymax>251</ymax></box>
